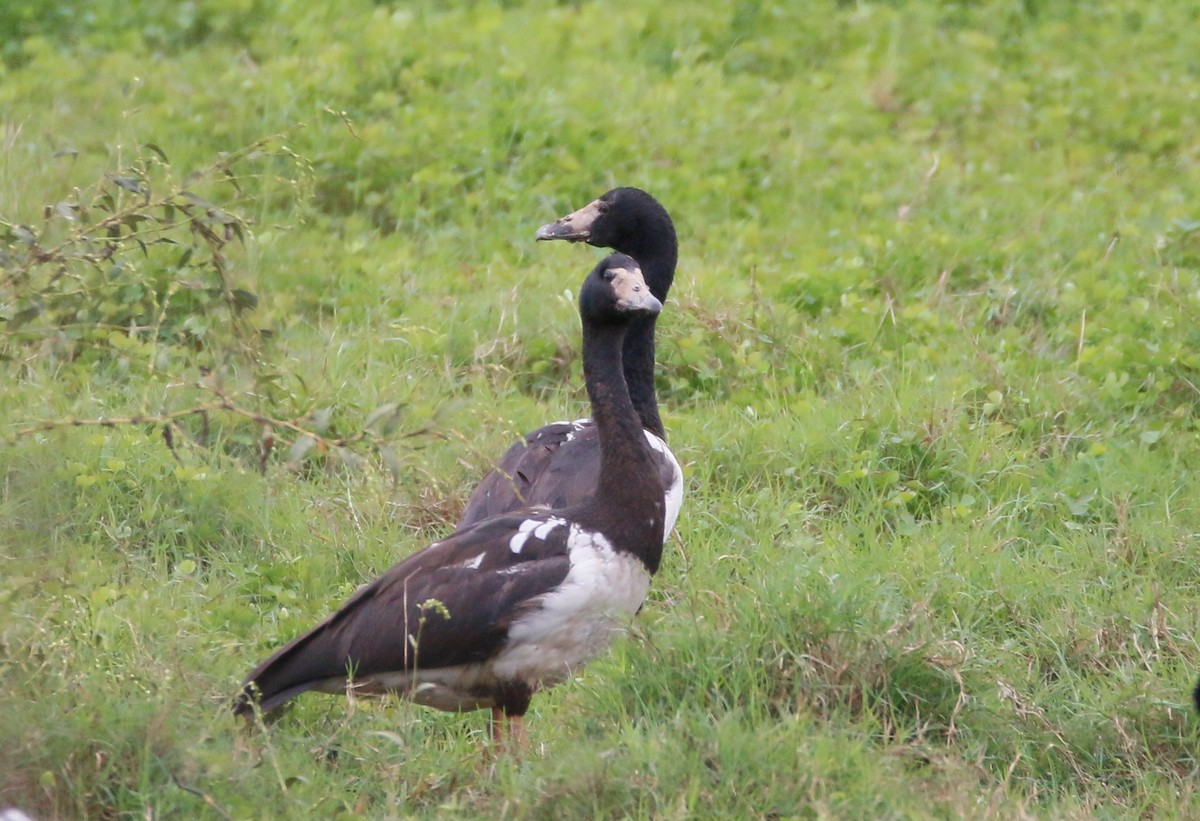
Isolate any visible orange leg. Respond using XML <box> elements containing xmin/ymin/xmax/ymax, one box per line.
<box><xmin>507</xmin><ymin>714</ymin><xmax>529</xmax><ymax>753</ymax></box>
<box><xmin>486</xmin><ymin>708</ymin><xmax>530</xmax><ymax>755</ymax></box>
<box><xmin>490</xmin><ymin>707</ymin><xmax>506</xmax><ymax>745</ymax></box>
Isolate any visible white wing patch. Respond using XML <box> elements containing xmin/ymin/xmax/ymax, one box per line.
<box><xmin>645</xmin><ymin>430</ymin><xmax>684</xmax><ymax>540</ymax></box>
<box><xmin>553</xmin><ymin>418</ymin><xmax>592</xmax><ymax>443</ymax></box>
<box><xmin>546</xmin><ymin>418</ymin><xmax>592</xmax><ymax>443</ymax></box>
<box><xmin>534</xmin><ymin>518</ymin><xmax>565</xmax><ymax>539</ymax></box>
<box><xmin>508</xmin><ymin>520</ymin><xmax>538</xmax><ymax>553</ymax></box>
<box><xmin>508</xmin><ymin>515</ymin><xmax>568</xmax><ymax>553</ymax></box>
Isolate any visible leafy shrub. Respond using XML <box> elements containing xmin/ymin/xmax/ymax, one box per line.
<box><xmin>1</xmin><ymin>141</ymin><xmax>262</xmax><ymax>362</ymax></box>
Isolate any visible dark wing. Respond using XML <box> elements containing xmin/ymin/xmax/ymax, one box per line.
<box><xmin>235</xmin><ymin>514</ymin><xmax>573</xmax><ymax>716</ymax></box>
<box><xmin>458</xmin><ymin>421</ymin><xmax>600</xmax><ymax>527</ymax></box>
<box><xmin>459</xmin><ymin>421</ymin><xmax>683</xmax><ymax>533</ymax></box>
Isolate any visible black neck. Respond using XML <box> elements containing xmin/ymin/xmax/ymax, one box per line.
<box><xmin>580</xmin><ymin>319</ymin><xmax>665</xmax><ymax>572</ymax></box>
<box><xmin>623</xmin><ymin>316</ymin><xmax>663</xmax><ymax>439</ymax></box>
<box><xmin>617</xmin><ymin>225</ymin><xmax>677</xmax><ymax>442</ymax></box>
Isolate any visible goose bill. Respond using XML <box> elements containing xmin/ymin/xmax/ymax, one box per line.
<box><xmin>535</xmin><ymin>198</ymin><xmax>604</xmax><ymax>242</ymax></box>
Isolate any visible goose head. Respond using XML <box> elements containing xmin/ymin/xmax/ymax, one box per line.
<box><xmin>580</xmin><ymin>253</ymin><xmax>662</xmax><ymax>324</ymax></box>
<box><xmin>537</xmin><ymin>187</ymin><xmax>677</xmax><ymax>301</ymax></box>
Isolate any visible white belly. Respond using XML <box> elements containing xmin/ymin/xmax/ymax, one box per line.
<box><xmin>492</xmin><ymin>524</ymin><xmax>651</xmax><ymax>686</ymax></box>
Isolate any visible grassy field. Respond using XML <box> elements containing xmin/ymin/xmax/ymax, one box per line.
<box><xmin>3</xmin><ymin>1</ymin><xmax>1200</xmax><ymax>817</ymax></box>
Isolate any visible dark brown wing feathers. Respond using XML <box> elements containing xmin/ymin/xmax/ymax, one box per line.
<box><xmin>236</xmin><ymin>516</ymin><xmax>572</xmax><ymax>715</ymax></box>
<box><xmin>459</xmin><ymin>421</ymin><xmax>676</xmax><ymax>529</ymax></box>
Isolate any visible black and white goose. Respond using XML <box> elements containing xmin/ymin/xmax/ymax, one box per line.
<box><xmin>234</xmin><ymin>254</ymin><xmax>666</xmax><ymax>745</ymax></box>
<box><xmin>459</xmin><ymin>188</ymin><xmax>683</xmax><ymax>539</ymax></box>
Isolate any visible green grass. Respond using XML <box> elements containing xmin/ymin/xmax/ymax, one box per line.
<box><xmin>3</xmin><ymin>0</ymin><xmax>1200</xmax><ymax>817</ymax></box>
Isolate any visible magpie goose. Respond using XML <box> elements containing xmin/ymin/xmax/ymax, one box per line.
<box><xmin>235</xmin><ymin>254</ymin><xmax>666</xmax><ymax>746</ymax></box>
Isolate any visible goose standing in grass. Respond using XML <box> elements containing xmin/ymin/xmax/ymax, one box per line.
<box><xmin>460</xmin><ymin>188</ymin><xmax>683</xmax><ymax>539</ymax></box>
<box><xmin>235</xmin><ymin>254</ymin><xmax>666</xmax><ymax>746</ymax></box>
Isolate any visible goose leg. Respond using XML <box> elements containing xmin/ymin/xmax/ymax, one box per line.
<box><xmin>490</xmin><ymin>707</ymin><xmax>506</xmax><ymax>745</ymax></box>
<box><xmin>507</xmin><ymin>714</ymin><xmax>528</xmax><ymax>752</ymax></box>
<box><xmin>488</xmin><ymin>683</ymin><xmax>533</xmax><ymax>754</ymax></box>
<box><xmin>486</xmin><ymin>708</ymin><xmax>529</xmax><ymax>755</ymax></box>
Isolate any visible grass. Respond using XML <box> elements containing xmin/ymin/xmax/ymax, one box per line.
<box><xmin>3</xmin><ymin>0</ymin><xmax>1200</xmax><ymax>817</ymax></box>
